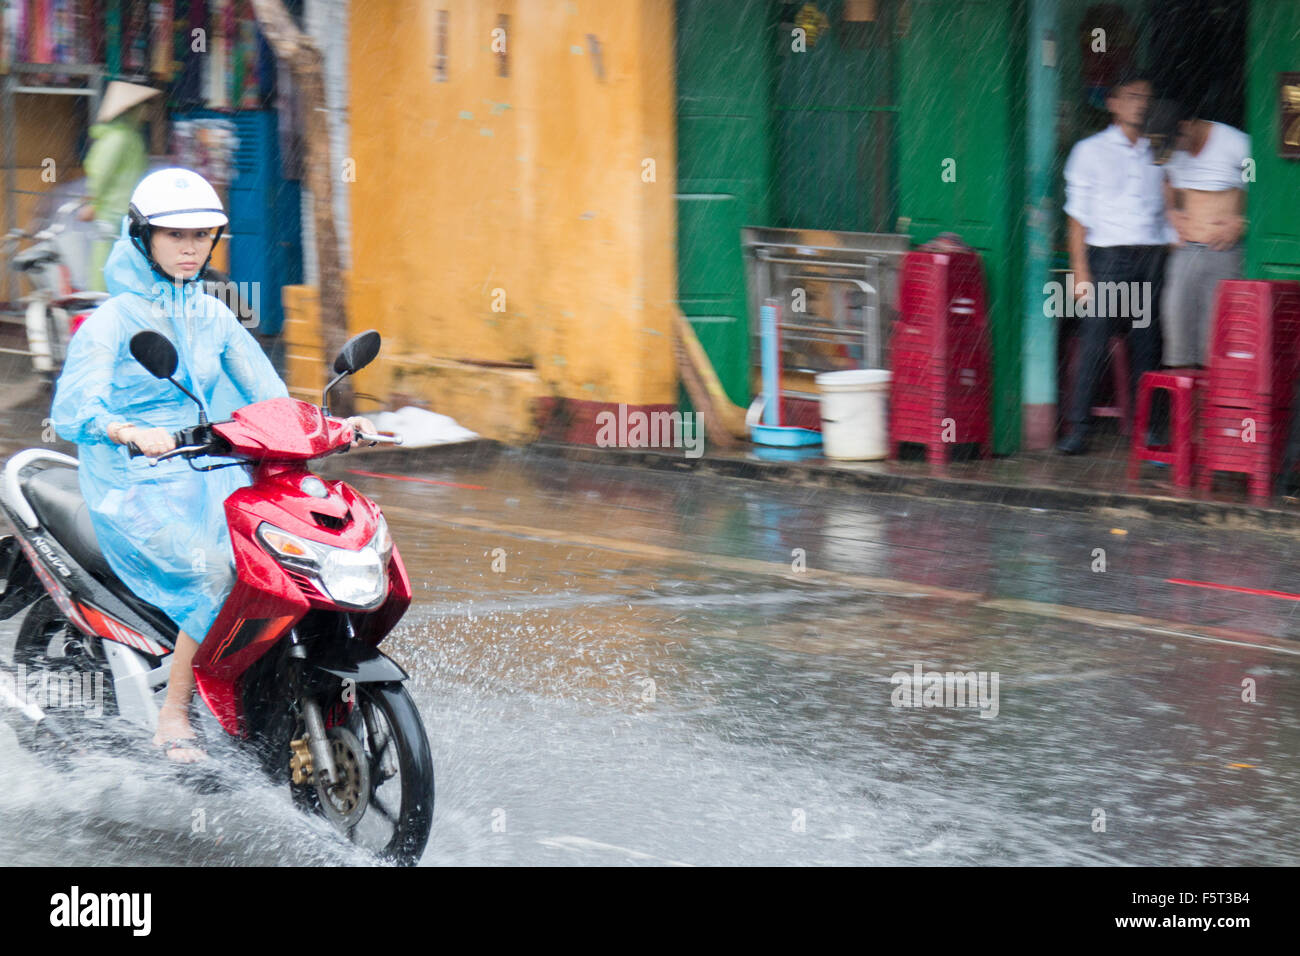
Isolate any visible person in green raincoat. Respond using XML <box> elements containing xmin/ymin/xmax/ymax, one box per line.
<box><xmin>79</xmin><ymin>81</ymin><xmax>160</xmax><ymax>292</ymax></box>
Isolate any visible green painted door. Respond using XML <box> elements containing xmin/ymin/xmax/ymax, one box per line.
<box><xmin>676</xmin><ymin>0</ymin><xmax>775</xmax><ymax>407</ymax></box>
<box><xmin>897</xmin><ymin>0</ymin><xmax>1026</xmax><ymax>454</ymax></box>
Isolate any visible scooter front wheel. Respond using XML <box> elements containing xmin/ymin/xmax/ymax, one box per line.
<box><xmin>294</xmin><ymin>681</ymin><xmax>434</xmax><ymax>865</ymax></box>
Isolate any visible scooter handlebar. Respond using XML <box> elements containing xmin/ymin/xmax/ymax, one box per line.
<box><xmin>144</xmin><ymin>444</ymin><xmax>212</xmax><ymax>467</ymax></box>
<box><xmin>124</xmin><ymin>420</ymin><xmax>400</xmax><ymax>461</ymax></box>
<box><xmin>355</xmin><ymin>431</ymin><xmax>404</xmax><ymax>446</ymax></box>
<box><xmin>127</xmin><ymin>429</ymin><xmax>204</xmax><ymax>464</ymax></box>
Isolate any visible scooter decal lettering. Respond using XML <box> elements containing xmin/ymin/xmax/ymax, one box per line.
<box><xmin>31</xmin><ymin>535</ymin><xmax>71</xmax><ymax>577</ymax></box>
<box><xmin>15</xmin><ymin>535</ymin><xmax>89</xmax><ymax>632</ymax></box>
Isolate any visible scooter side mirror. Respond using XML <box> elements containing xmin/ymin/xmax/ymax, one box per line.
<box><xmin>129</xmin><ymin>331</ymin><xmax>208</xmax><ymax>425</ymax></box>
<box><xmin>129</xmin><ymin>331</ymin><xmax>179</xmax><ymax>380</ymax></box>
<box><xmin>332</xmin><ymin>330</ymin><xmax>381</xmax><ymax>375</ymax></box>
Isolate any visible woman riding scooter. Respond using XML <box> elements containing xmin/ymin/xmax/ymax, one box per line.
<box><xmin>50</xmin><ymin>168</ymin><xmax>373</xmax><ymax>763</ymax></box>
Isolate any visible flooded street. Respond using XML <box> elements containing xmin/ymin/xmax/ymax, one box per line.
<box><xmin>3</xmin><ymin>450</ymin><xmax>1297</xmax><ymax>866</ymax></box>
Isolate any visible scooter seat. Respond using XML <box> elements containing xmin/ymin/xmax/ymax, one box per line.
<box><xmin>23</xmin><ymin>467</ymin><xmax>111</xmax><ymax>577</ymax></box>
<box><xmin>12</xmin><ymin>249</ymin><xmax>55</xmax><ymax>271</ymax></box>
<box><xmin>54</xmin><ymin>293</ymin><xmax>108</xmax><ymax>310</ymax></box>
<box><xmin>21</xmin><ymin>465</ymin><xmax>179</xmax><ymax>641</ymax></box>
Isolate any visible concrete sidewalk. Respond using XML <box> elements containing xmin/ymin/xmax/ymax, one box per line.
<box><xmin>309</xmin><ymin>429</ymin><xmax>1300</xmax><ymax>535</ymax></box>
<box><xmin>518</xmin><ymin>435</ymin><xmax>1300</xmax><ymax>534</ymax></box>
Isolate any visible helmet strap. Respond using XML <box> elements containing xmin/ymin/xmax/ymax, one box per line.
<box><xmin>131</xmin><ymin>222</ymin><xmax>226</xmax><ymax>287</ymax></box>
<box><xmin>196</xmin><ymin>224</ymin><xmax>226</xmax><ymax>281</ymax></box>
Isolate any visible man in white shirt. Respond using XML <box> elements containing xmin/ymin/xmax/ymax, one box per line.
<box><xmin>1058</xmin><ymin>72</ymin><xmax>1173</xmax><ymax>455</ymax></box>
<box><xmin>1158</xmin><ymin>103</ymin><xmax>1249</xmax><ymax>368</ymax></box>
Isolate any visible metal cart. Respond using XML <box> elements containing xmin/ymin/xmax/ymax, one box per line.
<box><xmin>741</xmin><ymin>226</ymin><xmax>910</xmax><ymax>410</ymax></box>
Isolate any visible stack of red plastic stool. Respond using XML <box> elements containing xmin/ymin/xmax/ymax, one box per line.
<box><xmin>889</xmin><ymin>246</ymin><xmax>991</xmax><ymax>465</ymax></box>
<box><xmin>1128</xmin><ymin>368</ymin><xmax>1206</xmax><ymax>492</ymax></box>
<box><xmin>1197</xmin><ymin>280</ymin><xmax>1300</xmax><ymax>500</ymax></box>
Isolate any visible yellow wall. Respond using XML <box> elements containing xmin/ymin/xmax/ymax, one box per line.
<box><xmin>346</xmin><ymin>0</ymin><xmax>678</xmax><ymax>439</ymax></box>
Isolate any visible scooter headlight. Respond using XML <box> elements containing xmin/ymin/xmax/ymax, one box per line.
<box><xmin>372</xmin><ymin>514</ymin><xmax>393</xmax><ymax>564</ymax></box>
<box><xmin>256</xmin><ymin>520</ymin><xmax>390</xmax><ymax>608</ymax></box>
<box><xmin>318</xmin><ymin>547</ymin><xmax>387</xmax><ymax>607</ymax></box>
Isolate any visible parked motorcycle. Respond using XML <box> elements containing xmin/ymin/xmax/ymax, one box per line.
<box><xmin>2</xmin><ymin>201</ymin><xmax>108</xmax><ymax>378</ymax></box>
<box><xmin>4</xmin><ymin>202</ymin><xmax>256</xmax><ymax>378</ymax></box>
<box><xmin>0</xmin><ymin>329</ymin><xmax>434</xmax><ymax>864</ymax></box>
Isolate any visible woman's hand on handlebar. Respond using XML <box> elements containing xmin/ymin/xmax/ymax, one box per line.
<box><xmin>345</xmin><ymin>416</ymin><xmax>378</xmax><ymax>448</ymax></box>
<box><xmin>115</xmin><ymin>424</ymin><xmax>177</xmax><ymax>458</ymax></box>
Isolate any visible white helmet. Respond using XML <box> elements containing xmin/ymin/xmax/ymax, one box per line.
<box><xmin>127</xmin><ymin>168</ymin><xmax>227</xmax><ymax>280</ymax></box>
<box><xmin>128</xmin><ymin>167</ymin><xmax>228</xmax><ymax>231</ymax></box>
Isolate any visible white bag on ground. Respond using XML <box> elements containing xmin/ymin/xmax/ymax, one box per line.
<box><xmin>370</xmin><ymin>406</ymin><xmax>479</xmax><ymax>448</ymax></box>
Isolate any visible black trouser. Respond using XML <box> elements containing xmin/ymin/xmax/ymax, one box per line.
<box><xmin>1067</xmin><ymin>244</ymin><xmax>1166</xmax><ymax>434</ymax></box>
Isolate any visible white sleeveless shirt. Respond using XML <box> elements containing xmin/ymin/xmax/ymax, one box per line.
<box><xmin>1164</xmin><ymin>122</ymin><xmax>1251</xmax><ymax>192</ymax></box>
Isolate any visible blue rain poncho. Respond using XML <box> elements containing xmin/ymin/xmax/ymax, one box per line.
<box><xmin>51</xmin><ymin>223</ymin><xmax>288</xmax><ymax>643</ymax></box>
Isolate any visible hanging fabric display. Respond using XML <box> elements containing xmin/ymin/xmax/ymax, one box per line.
<box><xmin>75</xmin><ymin>0</ymin><xmax>97</xmax><ymax>63</ymax></box>
<box><xmin>206</xmin><ymin>0</ymin><xmax>230</xmax><ymax>109</ymax></box>
<box><xmin>82</xmin><ymin>0</ymin><xmax>104</xmax><ymax>67</ymax></box>
<box><xmin>25</xmin><ymin>0</ymin><xmax>54</xmax><ymax>84</ymax></box>
<box><xmin>32</xmin><ymin>0</ymin><xmax>51</xmax><ymax>63</ymax></box>
<box><xmin>233</xmin><ymin>0</ymin><xmax>260</xmax><ymax>108</ymax></box>
<box><xmin>222</xmin><ymin>0</ymin><xmax>237</xmax><ymax>107</ymax></box>
<box><xmin>172</xmin><ymin>116</ymin><xmax>239</xmax><ymax>185</ymax></box>
<box><xmin>121</xmin><ymin>0</ymin><xmax>146</xmax><ymax>73</ymax></box>
<box><xmin>150</xmin><ymin>0</ymin><xmax>175</xmax><ymax>80</ymax></box>
<box><xmin>168</xmin><ymin>0</ymin><xmax>204</xmax><ymax>109</ymax></box>
<box><xmin>104</xmin><ymin>0</ymin><xmax>121</xmax><ymax>74</ymax></box>
<box><xmin>52</xmin><ymin>0</ymin><xmax>74</xmax><ymax>66</ymax></box>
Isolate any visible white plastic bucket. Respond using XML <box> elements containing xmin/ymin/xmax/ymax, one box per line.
<box><xmin>815</xmin><ymin>369</ymin><xmax>892</xmax><ymax>460</ymax></box>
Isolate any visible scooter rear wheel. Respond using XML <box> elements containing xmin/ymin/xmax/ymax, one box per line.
<box><xmin>19</xmin><ymin>593</ymin><xmax>83</xmax><ymax>659</ymax></box>
<box><xmin>9</xmin><ymin>594</ymin><xmax>115</xmax><ymax>752</ymax></box>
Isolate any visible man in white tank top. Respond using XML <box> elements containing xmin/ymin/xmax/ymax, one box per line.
<box><xmin>1158</xmin><ymin>104</ymin><xmax>1250</xmax><ymax>368</ymax></box>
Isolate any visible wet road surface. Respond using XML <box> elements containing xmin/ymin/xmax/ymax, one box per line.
<box><xmin>2</xmin><ymin>450</ymin><xmax>1297</xmax><ymax>865</ymax></box>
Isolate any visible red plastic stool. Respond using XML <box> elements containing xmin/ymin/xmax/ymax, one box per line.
<box><xmin>1065</xmin><ymin>334</ymin><xmax>1132</xmax><ymax>436</ymax></box>
<box><xmin>1128</xmin><ymin>368</ymin><xmax>1205</xmax><ymax>491</ymax></box>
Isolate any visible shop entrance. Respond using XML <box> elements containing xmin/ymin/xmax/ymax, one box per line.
<box><xmin>1051</xmin><ymin>0</ymin><xmax>1249</xmax><ymax>439</ymax></box>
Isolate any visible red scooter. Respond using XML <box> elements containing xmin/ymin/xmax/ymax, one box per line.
<box><xmin>0</xmin><ymin>329</ymin><xmax>434</xmax><ymax>864</ymax></box>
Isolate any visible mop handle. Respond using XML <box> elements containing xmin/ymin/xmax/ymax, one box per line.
<box><xmin>761</xmin><ymin>298</ymin><xmax>782</xmax><ymax>427</ymax></box>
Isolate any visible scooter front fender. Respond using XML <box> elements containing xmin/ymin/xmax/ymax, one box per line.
<box><xmin>304</xmin><ymin>639</ymin><xmax>409</xmax><ymax>684</ymax></box>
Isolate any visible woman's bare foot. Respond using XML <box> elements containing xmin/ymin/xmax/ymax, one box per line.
<box><xmin>153</xmin><ymin>701</ymin><xmax>206</xmax><ymax>763</ymax></box>
<box><xmin>152</xmin><ymin>632</ymin><xmax>206</xmax><ymax>763</ymax></box>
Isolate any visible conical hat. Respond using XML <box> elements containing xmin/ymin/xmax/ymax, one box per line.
<box><xmin>96</xmin><ymin>81</ymin><xmax>161</xmax><ymax>124</ymax></box>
